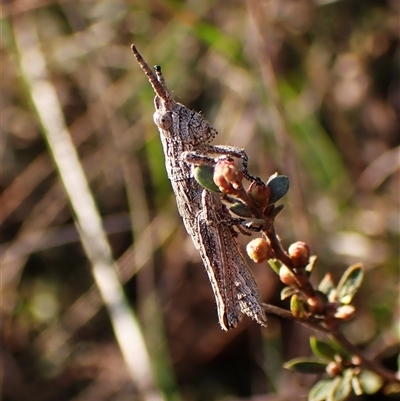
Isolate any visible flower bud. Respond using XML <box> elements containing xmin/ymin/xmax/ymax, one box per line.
<box><xmin>334</xmin><ymin>305</ymin><xmax>355</xmax><ymax>321</ymax></box>
<box><xmin>307</xmin><ymin>292</ymin><xmax>327</xmax><ymax>315</ymax></box>
<box><xmin>288</xmin><ymin>241</ymin><xmax>310</xmax><ymax>268</ymax></box>
<box><xmin>247</xmin><ymin>181</ymin><xmax>271</xmax><ymax>208</ymax></box>
<box><xmin>279</xmin><ymin>264</ymin><xmax>298</xmax><ymax>287</ymax></box>
<box><xmin>213</xmin><ymin>156</ymin><xmax>243</xmax><ymax>194</ymax></box>
<box><xmin>326</xmin><ymin>361</ymin><xmax>343</xmax><ymax>377</ymax></box>
<box><xmin>246</xmin><ymin>238</ymin><xmax>273</xmax><ymax>263</ymax></box>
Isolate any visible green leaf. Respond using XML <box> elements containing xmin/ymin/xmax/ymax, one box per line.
<box><xmin>337</xmin><ymin>264</ymin><xmax>364</xmax><ymax>304</ymax></box>
<box><xmin>318</xmin><ymin>273</ymin><xmax>336</xmax><ymax>297</ymax></box>
<box><xmin>281</xmin><ymin>286</ymin><xmax>298</xmax><ymax>300</ymax></box>
<box><xmin>267</xmin><ymin>175</ymin><xmax>289</xmax><ymax>204</ymax></box>
<box><xmin>283</xmin><ymin>357</ymin><xmax>327</xmax><ymax>374</ymax></box>
<box><xmin>291</xmin><ymin>294</ymin><xmax>308</xmax><ymax>318</ymax></box>
<box><xmin>310</xmin><ymin>336</ymin><xmax>338</xmax><ymax>361</ymax></box>
<box><xmin>351</xmin><ymin>375</ymin><xmax>363</xmax><ymax>396</ymax></box>
<box><xmin>358</xmin><ymin>370</ymin><xmax>383</xmax><ymax>394</ymax></box>
<box><xmin>328</xmin><ymin>373</ymin><xmax>352</xmax><ymax>401</ymax></box>
<box><xmin>309</xmin><ymin>379</ymin><xmax>334</xmax><ymax>401</ymax></box>
<box><xmin>323</xmin><ymin>341</ymin><xmax>352</xmax><ymax>362</ymax></box>
<box><xmin>268</xmin><ymin>259</ymin><xmax>282</xmax><ymax>275</ymax></box>
<box><xmin>230</xmin><ymin>202</ymin><xmax>253</xmax><ymax>217</ymax></box>
<box><xmin>193</xmin><ymin>165</ymin><xmax>221</xmax><ymax>193</ymax></box>
<box><xmin>269</xmin><ymin>204</ymin><xmax>285</xmax><ymax>218</ymax></box>
<box><xmin>305</xmin><ymin>255</ymin><xmax>318</xmax><ymax>275</ymax></box>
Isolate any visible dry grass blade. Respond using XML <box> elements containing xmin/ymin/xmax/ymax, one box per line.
<box><xmin>13</xmin><ymin>14</ymin><xmax>164</xmax><ymax>401</ymax></box>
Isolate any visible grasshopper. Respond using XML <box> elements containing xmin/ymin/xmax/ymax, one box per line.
<box><xmin>131</xmin><ymin>45</ymin><xmax>267</xmax><ymax>330</ymax></box>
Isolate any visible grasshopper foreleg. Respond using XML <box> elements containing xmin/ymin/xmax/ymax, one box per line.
<box><xmin>182</xmin><ymin>146</ymin><xmax>262</xmax><ymax>183</ymax></box>
<box><xmin>204</xmin><ymin>144</ymin><xmax>262</xmax><ymax>183</ymax></box>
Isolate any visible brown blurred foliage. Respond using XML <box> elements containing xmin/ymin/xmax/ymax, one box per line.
<box><xmin>1</xmin><ymin>0</ymin><xmax>399</xmax><ymax>400</ymax></box>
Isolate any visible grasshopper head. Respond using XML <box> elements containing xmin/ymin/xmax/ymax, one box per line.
<box><xmin>132</xmin><ymin>45</ymin><xmax>217</xmax><ymax>145</ymax></box>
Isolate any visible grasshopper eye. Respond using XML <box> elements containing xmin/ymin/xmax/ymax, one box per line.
<box><xmin>154</xmin><ymin>111</ymin><xmax>173</xmax><ymax>130</ymax></box>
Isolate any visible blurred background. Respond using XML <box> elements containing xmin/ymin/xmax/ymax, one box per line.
<box><xmin>1</xmin><ymin>0</ymin><xmax>399</xmax><ymax>400</ymax></box>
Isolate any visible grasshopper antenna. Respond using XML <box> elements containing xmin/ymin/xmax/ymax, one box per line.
<box><xmin>131</xmin><ymin>44</ymin><xmax>172</xmax><ymax>103</ymax></box>
<box><xmin>154</xmin><ymin>65</ymin><xmax>168</xmax><ymax>90</ymax></box>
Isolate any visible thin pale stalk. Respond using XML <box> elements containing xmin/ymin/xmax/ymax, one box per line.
<box><xmin>13</xmin><ymin>14</ymin><xmax>164</xmax><ymax>401</ymax></box>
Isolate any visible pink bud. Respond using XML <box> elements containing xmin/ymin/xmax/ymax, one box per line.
<box><xmin>288</xmin><ymin>241</ymin><xmax>310</xmax><ymax>268</ymax></box>
<box><xmin>279</xmin><ymin>264</ymin><xmax>298</xmax><ymax>287</ymax></box>
<box><xmin>246</xmin><ymin>238</ymin><xmax>273</xmax><ymax>263</ymax></box>
<box><xmin>247</xmin><ymin>181</ymin><xmax>271</xmax><ymax>208</ymax></box>
<box><xmin>213</xmin><ymin>157</ymin><xmax>243</xmax><ymax>194</ymax></box>
<box><xmin>326</xmin><ymin>361</ymin><xmax>343</xmax><ymax>377</ymax></box>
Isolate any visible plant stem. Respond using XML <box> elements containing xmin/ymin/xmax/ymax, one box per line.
<box><xmin>262</xmin><ymin>303</ymin><xmax>399</xmax><ymax>384</ymax></box>
<box><xmin>263</xmin><ymin>224</ymin><xmax>317</xmax><ymax>300</ymax></box>
<box><xmin>330</xmin><ymin>330</ymin><xmax>399</xmax><ymax>384</ymax></box>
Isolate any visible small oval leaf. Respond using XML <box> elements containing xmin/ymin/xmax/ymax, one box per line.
<box><xmin>324</xmin><ymin>341</ymin><xmax>352</xmax><ymax>361</ymax></box>
<box><xmin>305</xmin><ymin>255</ymin><xmax>318</xmax><ymax>275</ymax></box>
<box><xmin>269</xmin><ymin>204</ymin><xmax>285</xmax><ymax>218</ymax></box>
<box><xmin>281</xmin><ymin>286</ymin><xmax>298</xmax><ymax>300</ymax></box>
<box><xmin>268</xmin><ymin>259</ymin><xmax>282</xmax><ymax>275</ymax></box>
<box><xmin>329</xmin><ymin>374</ymin><xmax>352</xmax><ymax>401</ymax></box>
<box><xmin>359</xmin><ymin>370</ymin><xmax>383</xmax><ymax>394</ymax></box>
<box><xmin>309</xmin><ymin>379</ymin><xmax>334</xmax><ymax>401</ymax></box>
<box><xmin>318</xmin><ymin>273</ymin><xmax>336</xmax><ymax>296</ymax></box>
<box><xmin>283</xmin><ymin>357</ymin><xmax>328</xmax><ymax>374</ymax></box>
<box><xmin>310</xmin><ymin>336</ymin><xmax>338</xmax><ymax>361</ymax></box>
<box><xmin>351</xmin><ymin>375</ymin><xmax>363</xmax><ymax>396</ymax></box>
<box><xmin>291</xmin><ymin>294</ymin><xmax>308</xmax><ymax>318</ymax></box>
<box><xmin>337</xmin><ymin>264</ymin><xmax>364</xmax><ymax>304</ymax></box>
<box><xmin>193</xmin><ymin>165</ymin><xmax>221</xmax><ymax>193</ymax></box>
<box><xmin>230</xmin><ymin>202</ymin><xmax>253</xmax><ymax>217</ymax></box>
<box><xmin>267</xmin><ymin>175</ymin><xmax>289</xmax><ymax>204</ymax></box>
